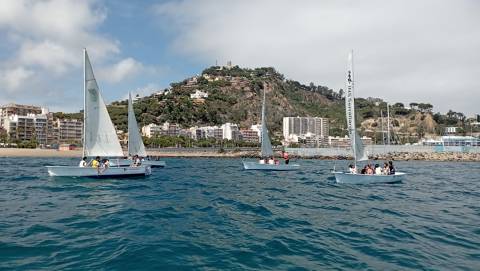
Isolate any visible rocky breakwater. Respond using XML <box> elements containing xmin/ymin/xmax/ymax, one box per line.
<box><xmin>372</xmin><ymin>152</ymin><xmax>480</xmax><ymax>162</ymax></box>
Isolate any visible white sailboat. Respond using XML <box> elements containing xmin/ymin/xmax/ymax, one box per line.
<box><xmin>111</xmin><ymin>92</ymin><xmax>166</xmax><ymax>168</ymax></box>
<box><xmin>243</xmin><ymin>84</ymin><xmax>300</xmax><ymax>171</ymax></box>
<box><xmin>333</xmin><ymin>51</ymin><xmax>406</xmax><ymax>184</ymax></box>
<box><xmin>46</xmin><ymin>49</ymin><xmax>151</xmax><ymax>177</ymax></box>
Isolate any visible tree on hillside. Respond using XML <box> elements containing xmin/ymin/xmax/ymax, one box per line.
<box><xmin>409</xmin><ymin>102</ymin><xmax>418</xmax><ymax>110</ymax></box>
<box><xmin>393</xmin><ymin>102</ymin><xmax>404</xmax><ymax>108</ymax></box>
<box><xmin>338</xmin><ymin>89</ymin><xmax>344</xmax><ymax>99</ymax></box>
<box><xmin>418</xmin><ymin>103</ymin><xmax>433</xmax><ymax>113</ymax></box>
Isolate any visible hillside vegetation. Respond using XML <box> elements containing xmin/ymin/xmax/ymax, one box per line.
<box><xmin>60</xmin><ymin>65</ymin><xmax>475</xmax><ymax>142</ymax></box>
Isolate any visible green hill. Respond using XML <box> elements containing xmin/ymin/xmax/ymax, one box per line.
<box><xmin>101</xmin><ymin>65</ymin><xmax>474</xmax><ymax>142</ymax></box>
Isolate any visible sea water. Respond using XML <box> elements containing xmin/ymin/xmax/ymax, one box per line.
<box><xmin>0</xmin><ymin>157</ymin><xmax>479</xmax><ymax>270</ymax></box>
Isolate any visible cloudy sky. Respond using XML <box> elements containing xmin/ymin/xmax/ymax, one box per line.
<box><xmin>0</xmin><ymin>0</ymin><xmax>479</xmax><ymax>115</ymax></box>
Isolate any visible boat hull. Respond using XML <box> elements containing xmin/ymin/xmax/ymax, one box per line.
<box><xmin>334</xmin><ymin>172</ymin><xmax>406</xmax><ymax>184</ymax></box>
<box><xmin>243</xmin><ymin>161</ymin><xmax>300</xmax><ymax>171</ymax></box>
<box><xmin>110</xmin><ymin>159</ymin><xmax>166</xmax><ymax>168</ymax></box>
<box><xmin>46</xmin><ymin>165</ymin><xmax>151</xmax><ymax>178</ymax></box>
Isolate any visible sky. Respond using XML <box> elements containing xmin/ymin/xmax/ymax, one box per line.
<box><xmin>0</xmin><ymin>0</ymin><xmax>479</xmax><ymax>116</ymax></box>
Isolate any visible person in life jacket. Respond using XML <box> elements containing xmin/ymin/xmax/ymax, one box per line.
<box><xmin>282</xmin><ymin>151</ymin><xmax>290</xmax><ymax>165</ymax></box>
<box><xmin>91</xmin><ymin>156</ymin><xmax>100</xmax><ymax>168</ymax></box>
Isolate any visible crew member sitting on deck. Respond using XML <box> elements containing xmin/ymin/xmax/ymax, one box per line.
<box><xmin>282</xmin><ymin>151</ymin><xmax>290</xmax><ymax>165</ymax></box>
<box><xmin>91</xmin><ymin>156</ymin><xmax>100</xmax><ymax>168</ymax></box>
<box><xmin>366</xmin><ymin>165</ymin><xmax>374</xmax><ymax>175</ymax></box>
<box><xmin>375</xmin><ymin>164</ymin><xmax>382</xmax><ymax>175</ymax></box>
<box><xmin>102</xmin><ymin>159</ymin><xmax>110</xmax><ymax>168</ymax></box>
<box><xmin>388</xmin><ymin>161</ymin><xmax>395</xmax><ymax>175</ymax></box>
<box><xmin>79</xmin><ymin>157</ymin><xmax>87</xmax><ymax>167</ymax></box>
<box><xmin>381</xmin><ymin>162</ymin><xmax>388</xmax><ymax>175</ymax></box>
<box><xmin>268</xmin><ymin>156</ymin><xmax>275</xmax><ymax>165</ymax></box>
<box><xmin>132</xmin><ymin>155</ymin><xmax>141</xmax><ymax>167</ymax></box>
<box><xmin>348</xmin><ymin>164</ymin><xmax>357</xmax><ymax>174</ymax></box>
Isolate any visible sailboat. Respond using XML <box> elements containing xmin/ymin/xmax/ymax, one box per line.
<box><xmin>46</xmin><ymin>49</ymin><xmax>151</xmax><ymax>177</ymax></box>
<box><xmin>243</xmin><ymin>84</ymin><xmax>300</xmax><ymax>171</ymax></box>
<box><xmin>110</xmin><ymin>92</ymin><xmax>166</xmax><ymax>168</ymax></box>
<box><xmin>333</xmin><ymin>51</ymin><xmax>406</xmax><ymax>184</ymax></box>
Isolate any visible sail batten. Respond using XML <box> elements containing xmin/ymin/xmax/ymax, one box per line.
<box><xmin>128</xmin><ymin>92</ymin><xmax>147</xmax><ymax>157</ymax></box>
<box><xmin>346</xmin><ymin>51</ymin><xmax>368</xmax><ymax>162</ymax></box>
<box><xmin>83</xmin><ymin>49</ymin><xmax>124</xmax><ymax>157</ymax></box>
<box><xmin>260</xmin><ymin>86</ymin><xmax>274</xmax><ymax>157</ymax></box>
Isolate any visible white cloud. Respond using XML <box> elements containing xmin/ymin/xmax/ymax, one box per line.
<box><xmin>17</xmin><ymin>40</ymin><xmax>76</xmax><ymax>74</ymax></box>
<box><xmin>97</xmin><ymin>58</ymin><xmax>144</xmax><ymax>83</ymax></box>
<box><xmin>0</xmin><ymin>66</ymin><xmax>34</xmax><ymax>91</ymax></box>
<box><xmin>154</xmin><ymin>0</ymin><xmax>480</xmax><ymax>115</ymax></box>
<box><xmin>120</xmin><ymin>83</ymin><xmax>161</xmax><ymax>100</ymax></box>
<box><xmin>0</xmin><ymin>0</ymin><xmax>119</xmax><ymax>93</ymax></box>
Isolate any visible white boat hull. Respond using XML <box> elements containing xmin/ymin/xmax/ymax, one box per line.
<box><xmin>110</xmin><ymin>159</ymin><xmax>166</xmax><ymax>168</ymax></box>
<box><xmin>46</xmin><ymin>165</ymin><xmax>151</xmax><ymax>178</ymax></box>
<box><xmin>334</xmin><ymin>171</ymin><xmax>407</xmax><ymax>184</ymax></box>
<box><xmin>243</xmin><ymin>161</ymin><xmax>300</xmax><ymax>171</ymax></box>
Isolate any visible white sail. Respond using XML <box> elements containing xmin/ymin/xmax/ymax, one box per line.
<box><xmin>345</xmin><ymin>51</ymin><xmax>368</xmax><ymax>162</ymax></box>
<box><xmin>83</xmin><ymin>49</ymin><xmax>124</xmax><ymax>157</ymax></box>
<box><xmin>260</xmin><ymin>86</ymin><xmax>274</xmax><ymax>157</ymax></box>
<box><xmin>128</xmin><ymin>92</ymin><xmax>147</xmax><ymax>157</ymax></box>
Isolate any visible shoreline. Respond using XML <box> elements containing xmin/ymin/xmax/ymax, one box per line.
<box><xmin>1</xmin><ymin>148</ymin><xmax>480</xmax><ymax>162</ymax></box>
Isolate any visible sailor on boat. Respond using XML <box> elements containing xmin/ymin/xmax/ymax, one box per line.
<box><xmin>348</xmin><ymin>164</ymin><xmax>357</xmax><ymax>174</ymax></box>
<box><xmin>79</xmin><ymin>157</ymin><xmax>87</xmax><ymax>167</ymax></box>
<box><xmin>91</xmin><ymin>156</ymin><xmax>101</xmax><ymax>168</ymax></box>
<box><xmin>282</xmin><ymin>151</ymin><xmax>290</xmax><ymax>164</ymax></box>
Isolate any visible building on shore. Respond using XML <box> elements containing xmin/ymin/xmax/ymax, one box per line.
<box><xmin>240</xmin><ymin>129</ymin><xmax>260</xmax><ymax>143</ymax></box>
<box><xmin>283</xmin><ymin>117</ymin><xmax>329</xmax><ymax>147</ymax></box>
<box><xmin>142</xmin><ymin>122</ymin><xmax>186</xmax><ymax>138</ymax></box>
<box><xmin>221</xmin><ymin>123</ymin><xmax>241</xmax><ymax>141</ymax></box>
<box><xmin>0</xmin><ymin>103</ymin><xmax>42</xmax><ymax>128</ymax></box>
<box><xmin>0</xmin><ymin>104</ymin><xmax>83</xmax><ymax>146</ymax></box>
<box><xmin>142</xmin><ymin>123</ymin><xmax>163</xmax><ymax>138</ymax></box>
<box><xmin>56</xmin><ymin>119</ymin><xmax>83</xmax><ymax>144</ymax></box>
<box><xmin>421</xmin><ymin>136</ymin><xmax>480</xmax><ymax>147</ymax></box>
<box><xmin>328</xmin><ymin>135</ymin><xmax>373</xmax><ymax>147</ymax></box>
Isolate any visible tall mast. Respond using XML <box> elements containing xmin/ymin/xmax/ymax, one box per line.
<box><xmin>387</xmin><ymin>103</ymin><xmax>391</xmax><ymax>145</ymax></box>
<box><xmin>380</xmin><ymin>109</ymin><xmax>385</xmax><ymax>145</ymax></box>
<box><xmin>82</xmin><ymin>48</ymin><xmax>86</xmax><ymax>157</ymax></box>
<box><xmin>346</xmin><ymin>50</ymin><xmax>357</xmax><ymax>167</ymax></box>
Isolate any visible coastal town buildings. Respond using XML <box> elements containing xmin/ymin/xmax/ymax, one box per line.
<box><xmin>444</xmin><ymin>126</ymin><xmax>459</xmax><ymax>135</ymax></box>
<box><xmin>190</xmin><ymin>90</ymin><xmax>208</xmax><ymax>99</ymax></box>
<box><xmin>141</xmin><ymin>122</ymin><xmax>180</xmax><ymax>138</ymax></box>
<box><xmin>283</xmin><ymin>117</ymin><xmax>329</xmax><ymax>146</ymax></box>
<box><xmin>328</xmin><ymin>135</ymin><xmax>373</xmax><ymax>147</ymax></box>
<box><xmin>0</xmin><ymin>103</ymin><xmax>42</xmax><ymax>128</ymax></box>
<box><xmin>239</xmin><ymin>129</ymin><xmax>260</xmax><ymax>143</ymax></box>
<box><xmin>0</xmin><ymin>103</ymin><xmax>82</xmax><ymax>146</ymax></box>
<box><xmin>221</xmin><ymin>123</ymin><xmax>241</xmax><ymax>141</ymax></box>
<box><xmin>56</xmin><ymin>119</ymin><xmax>83</xmax><ymax>144</ymax></box>
<box><xmin>142</xmin><ymin>123</ymin><xmax>163</xmax><ymax>138</ymax></box>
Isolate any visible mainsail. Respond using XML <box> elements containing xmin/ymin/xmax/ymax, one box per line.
<box><xmin>345</xmin><ymin>51</ymin><xmax>368</xmax><ymax>162</ymax></box>
<box><xmin>83</xmin><ymin>49</ymin><xmax>124</xmax><ymax>157</ymax></box>
<box><xmin>260</xmin><ymin>85</ymin><xmax>274</xmax><ymax>157</ymax></box>
<box><xmin>128</xmin><ymin>92</ymin><xmax>147</xmax><ymax>157</ymax></box>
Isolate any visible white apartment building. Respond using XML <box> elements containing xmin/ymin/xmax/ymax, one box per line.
<box><xmin>221</xmin><ymin>123</ymin><xmax>240</xmax><ymax>140</ymax></box>
<box><xmin>142</xmin><ymin>123</ymin><xmax>163</xmax><ymax>138</ymax></box>
<box><xmin>56</xmin><ymin>119</ymin><xmax>83</xmax><ymax>144</ymax></box>
<box><xmin>3</xmin><ymin>114</ymin><xmax>48</xmax><ymax>145</ymax></box>
<box><xmin>283</xmin><ymin>117</ymin><xmax>329</xmax><ymax>146</ymax></box>
<box><xmin>190</xmin><ymin>90</ymin><xmax>208</xmax><ymax>99</ymax></box>
<box><xmin>142</xmin><ymin>122</ymin><xmax>182</xmax><ymax>138</ymax></box>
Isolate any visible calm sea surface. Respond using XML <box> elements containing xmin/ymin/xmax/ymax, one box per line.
<box><xmin>0</xmin><ymin>157</ymin><xmax>479</xmax><ymax>270</ymax></box>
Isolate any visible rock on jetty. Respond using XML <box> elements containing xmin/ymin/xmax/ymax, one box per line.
<box><xmin>372</xmin><ymin>152</ymin><xmax>480</xmax><ymax>162</ymax></box>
